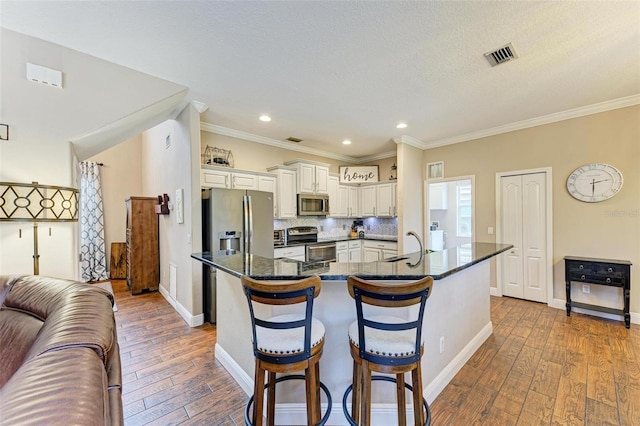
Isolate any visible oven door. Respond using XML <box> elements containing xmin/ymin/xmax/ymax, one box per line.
<box><xmin>306</xmin><ymin>242</ymin><xmax>337</xmax><ymax>263</ymax></box>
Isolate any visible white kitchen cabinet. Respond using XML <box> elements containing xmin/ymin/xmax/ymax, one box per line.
<box><xmin>360</xmin><ymin>185</ymin><xmax>377</xmax><ymax>217</ymax></box>
<box><xmin>267</xmin><ymin>166</ymin><xmax>297</xmax><ymax>219</ymax></box>
<box><xmin>201</xmin><ymin>169</ymin><xmax>230</xmax><ymax>188</ymax></box>
<box><xmin>336</xmin><ymin>241</ymin><xmax>349</xmax><ymax>262</ymax></box>
<box><xmin>429</xmin><ymin>182</ymin><xmax>448</xmax><ymax>209</ymax></box>
<box><xmin>274</xmin><ymin>245</ymin><xmax>305</xmax><ymax>261</ymax></box>
<box><xmin>201</xmin><ymin>167</ymin><xmax>260</xmax><ymax>190</ymax></box>
<box><xmin>347</xmin><ymin>186</ymin><xmax>360</xmax><ymax>217</ymax></box>
<box><xmin>258</xmin><ymin>175</ymin><xmax>277</xmax><ymax>215</ymax></box>
<box><xmin>363</xmin><ymin>241</ymin><xmax>398</xmax><ymax>261</ymax></box>
<box><xmin>328</xmin><ymin>175</ymin><xmax>343</xmax><ymax>217</ymax></box>
<box><xmin>285</xmin><ymin>160</ymin><xmax>329</xmax><ymax>194</ymax></box>
<box><xmin>376</xmin><ymin>182</ymin><xmax>396</xmax><ymax>217</ymax></box>
<box><xmin>348</xmin><ymin>240</ymin><xmax>362</xmax><ymax>262</ymax></box>
<box><xmin>231</xmin><ymin>172</ymin><xmax>259</xmax><ymax>190</ymax></box>
<box><xmin>329</xmin><ymin>175</ymin><xmax>355</xmax><ymax>218</ymax></box>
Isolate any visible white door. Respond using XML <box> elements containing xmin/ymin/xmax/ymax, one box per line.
<box><xmin>500</xmin><ymin>172</ymin><xmax>547</xmax><ymax>303</ymax></box>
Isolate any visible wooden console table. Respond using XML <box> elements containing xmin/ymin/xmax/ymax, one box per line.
<box><xmin>564</xmin><ymin>256</ymin><xmax>631</xmax><ymax>328</ymax></box>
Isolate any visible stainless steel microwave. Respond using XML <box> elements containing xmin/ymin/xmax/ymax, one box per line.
<box><xmin>297</xmin><ymin>194</ymin><xmax>329</xmax><ymax>216</ymax></box>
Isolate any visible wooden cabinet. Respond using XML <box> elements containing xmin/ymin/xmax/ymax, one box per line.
<box><xmin>125</xmin><ymin>197</ymin><xmax>159</xmax><ymax>295</ymax></box>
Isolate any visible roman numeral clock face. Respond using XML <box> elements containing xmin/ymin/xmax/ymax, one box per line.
<box><xmin>566</xmin><ymin>163</ymin><xmax>623</xmax><ymax>202</ymax></box>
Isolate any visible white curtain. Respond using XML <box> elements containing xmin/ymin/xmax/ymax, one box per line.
<box><xmin>80</xmin><ymin>161</ymin><xmax>108</xmax><ymax>282</ymax></box>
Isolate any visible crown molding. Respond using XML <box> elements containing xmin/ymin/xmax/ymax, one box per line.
<box><xmin>201</xmin><ymin>123</ymin><xmax>396</xmax><ymax>163</ymax></box>
<box><xmin>201</xmin><ymin>94</ymin><xmax>639</xmax><ymax>160</ymax></box>
<box><xmin>393</xmin><ymin>135</ymin><xmax>424</xmax><ymax>149</ymax></box>
<box><xmin>422</xmin><ymin>94</ymin><xmax>640</xmax><ymax>149</ymax></box>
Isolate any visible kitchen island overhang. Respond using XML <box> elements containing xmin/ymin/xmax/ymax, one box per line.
<box><xmin>192</xmin><ymin>243</ymin><xmax>511</xmax><ymax>426</ymax></box>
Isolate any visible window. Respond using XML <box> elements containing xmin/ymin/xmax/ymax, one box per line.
<box><xmin>456</xmin><ymin>182</ymin><xmax>472</xmax><ymax>237</ymax></box>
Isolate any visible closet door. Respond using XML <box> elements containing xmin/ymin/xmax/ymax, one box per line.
<box><xmin>500</xmin><ymin>173</ymin><xmax>547</xmax><ymax>303</ymax></box>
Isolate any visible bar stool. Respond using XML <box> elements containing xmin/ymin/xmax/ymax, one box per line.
<box><xmin>241</xmin><ymin>275</ymin><xmax>332</xmax><ymax>426</ymax></box>
<box><xmin>342</xmin><ymin>275</ymin><xmax>434</xmax><ymax>426</ymax></box>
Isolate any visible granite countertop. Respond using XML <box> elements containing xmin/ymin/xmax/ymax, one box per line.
<box><xmin>192</xmin><ymin>242</ymin><xmax>512</xmax><ymax>281</ymax></box>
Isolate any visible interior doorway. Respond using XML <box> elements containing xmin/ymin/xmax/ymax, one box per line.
<box><xmin>425</xmin><ymin>176</ymin><xmax>475</xmax><ymax>252</ymax></box>
<box><xmin>496</xmin><ymin>168</ymin><xmax>553</xmax><ymax>304</ymax></box>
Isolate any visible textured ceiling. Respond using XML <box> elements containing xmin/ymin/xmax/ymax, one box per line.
<box><xmin>1</xmin><ymin>1</ymin><xmax>639</xmax><ymax>160</ymax></box>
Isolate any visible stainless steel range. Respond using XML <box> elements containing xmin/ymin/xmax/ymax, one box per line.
<box><xmin>286</xmin><ymin>226</ymin><xmax>336</xmax><ymax>262</ymax></box>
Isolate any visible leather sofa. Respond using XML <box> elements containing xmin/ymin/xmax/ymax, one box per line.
<box><xmin>0</xmin><ymin>275</ymin><xmax>123</xmax><ymax>425</ymax></box>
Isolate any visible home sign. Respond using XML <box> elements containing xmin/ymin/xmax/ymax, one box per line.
<box><xmin>340</xmin><ymin>166</ymin><xmax>379</xmax><ymax>183</ymax></box>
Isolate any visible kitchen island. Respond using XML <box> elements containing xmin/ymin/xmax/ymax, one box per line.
<box><xmin>192</xmin><ymin>242</ymin><xmax>511</xmax><ymax>425</ymax></box>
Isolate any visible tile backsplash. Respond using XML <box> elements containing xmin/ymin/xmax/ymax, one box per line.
<box><xmin>274</xmin><ymin>217</ymin><xmax>397</xmax><ymax>239</ymax></box>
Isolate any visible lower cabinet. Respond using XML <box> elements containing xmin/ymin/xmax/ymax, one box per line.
<box><xmin>348</xmin><ymin>240</ymin><xmax>362</xmax><ymax>262</ymax></box>
<box><xmin>336</xmin><ymin>241</ymin><xmax>349</xmax><ymax>262</ymax></box>
<box><xmin>363</xmin><ymin>241</ymin><xmax>397</xmax><ymax>261</ymax></box>
<box><xmin>274</xmin><ymin>245</ymin><xmax>305</xmax><ymax>261</ymax></box>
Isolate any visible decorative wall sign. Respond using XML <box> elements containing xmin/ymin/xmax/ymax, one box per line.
<box><xmin>0</xmin><ymin>124</ymin><xmax>8</xmax><ymax>140</ymax></box>
<box><xmin>340</xmin><ymin>166</ymin><xmax>379</xmax><ymax>183</ymax></box>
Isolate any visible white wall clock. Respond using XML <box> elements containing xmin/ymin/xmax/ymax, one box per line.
<box><xmin>566</xmin><ymin>163</ymin><xmax>623</xmax><ymax>202</ymax></box>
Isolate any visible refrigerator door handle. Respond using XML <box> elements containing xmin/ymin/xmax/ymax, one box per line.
<box><xmin>244</xmin><ymin>194</ymin><xmax>252</xmax><ymax>253</ymax></box>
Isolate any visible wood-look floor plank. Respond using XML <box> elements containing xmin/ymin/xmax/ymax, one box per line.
<box><xmin>111</xmin><ymin>282</ymin><xmax>639</xmax><ymax>425</ymax></box>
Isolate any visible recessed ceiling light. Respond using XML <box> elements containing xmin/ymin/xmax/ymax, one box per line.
<box><xmin>259</xmin><ymin>115</ymin><xmax>271</xmax><ymax>122</ymax></box>
<box><xmin>396</xmin><ymin>122</ymin><xmax>408</xmax><ymax>129</ymax></box>
<box><xmin>342</xmin><ymin>139</ymin><xmax>352</xmax><ymax>145</ymax></box>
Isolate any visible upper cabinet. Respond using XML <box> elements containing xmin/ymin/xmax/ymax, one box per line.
<box><xmin>376</xmin><ymin>182</ymin><xmax>396</xmax><ymax>217</ymax></box>
<box><xmin>285</xmin><ymin>160</ymin><xmax>329</xmax><ymax>194</ymax></box>
<box><xmin>328</xmin><ymin>174</ymin><xmax>355</xmax><ymax>217</ymax></box>
<box><xmin>267</xmin><ymin>165</ymin><xmax>297</xmax><ymax>219</ymax></box>
<box><xmin>429</xmin><ymin>182</ymin><xmax>448</xmax><ymax>209</ymax></box>
<box><xmin>360</xmin><ymin>182</ymin><xmax>397</xmax><ymax>218</ymax></box>
<box><xmin>201</xmin><ymin>166</ymin><xmax>267</xmax><ymax>191</ymax></box>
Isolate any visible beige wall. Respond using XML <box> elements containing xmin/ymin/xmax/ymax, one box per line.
<box><xmin>422</xmin><ymin>105</ymin><xmax>640</xmax><ymax>314</ymax></box>
<box><xmin>397</xmin><ymin>143</ymin><xmax>425</xmax><ymax>253</ymax></box>
<box><xmin>88</xmin><ymin>136</ymin><xmax>143</xmax><ymax>268</ymax></box>
<box><xmin>142</xmin><ymin>107</ymin><xmax>203</xmax><ymax>324</ymax></box>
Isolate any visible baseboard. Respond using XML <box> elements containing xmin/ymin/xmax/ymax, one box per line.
<box><xmin>423</xmin><ymin>321</ymin><xmax>493</xmax><ymax>404</ymax></box>
<box><xmin>215</xmin><ymin>343</ymin><xmax>254</xmax><ymax>396</ymax></box>
<box><xmin>551</xmin><ymin>298</ymin><xmax>639</xmax><ymax>325</ymax></box>
<box><xmin>274</xmin><ymin>402</ymin><xmax>414</xmax><ymax>426</ymax></box>
<box><xmin>159</xmin><ymin>284</ymin><xmax>204</xmax><ymax>327</ymax></box>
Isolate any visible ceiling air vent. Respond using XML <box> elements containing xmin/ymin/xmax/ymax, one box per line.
<box><xmin>286</xmin><ymin>137</ymin><xmax>303</xmax><ymax>143</ymax></box>
<box><xmin>484</xmin><ymin>43</ymin><xmax>518</xmax><ymax>67</ymax></box>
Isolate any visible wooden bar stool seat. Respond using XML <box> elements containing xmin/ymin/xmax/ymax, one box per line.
<box><xmin>241</xmin><ymin>275</ymin><xmax>332</xmax><ymax>426</ymax></box>
<box><xmin>342</xmin><ymin>275</ymin><xmax>434</xmax><ymax>426</ymax></box>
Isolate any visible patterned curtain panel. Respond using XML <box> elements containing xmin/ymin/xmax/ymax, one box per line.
<box><xmin>80</xmin><ymin>161</ymin><xmax>108</xmax><ymax>282</ymax></box>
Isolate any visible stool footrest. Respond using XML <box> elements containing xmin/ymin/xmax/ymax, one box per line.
<box><xmin>245</xmin><ymin>374</ymin><xmax>332</xmax><ymax>426</ymax></box>
<box><xmin>341</xmin><ymin>375</ymin><xmax>431</xmax><ymax>426</ymax></box>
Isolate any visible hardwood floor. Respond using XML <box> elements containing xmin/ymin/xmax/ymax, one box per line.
<box><xmin>112</xmin><ymin>280</ymin><xmax>640</xmax><ymax>425</ymax></box>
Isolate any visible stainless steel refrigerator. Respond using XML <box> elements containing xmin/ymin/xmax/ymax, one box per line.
<box><xmin>201</xmin><ymin>188</ymin><xmax>274</xmax><ymax>323</ymax></box>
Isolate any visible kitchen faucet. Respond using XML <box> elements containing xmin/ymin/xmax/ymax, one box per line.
<box><xmin>406</xmin><ymin>231</ymin><xmax>424</xmax><ymax>260</ymax></box>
